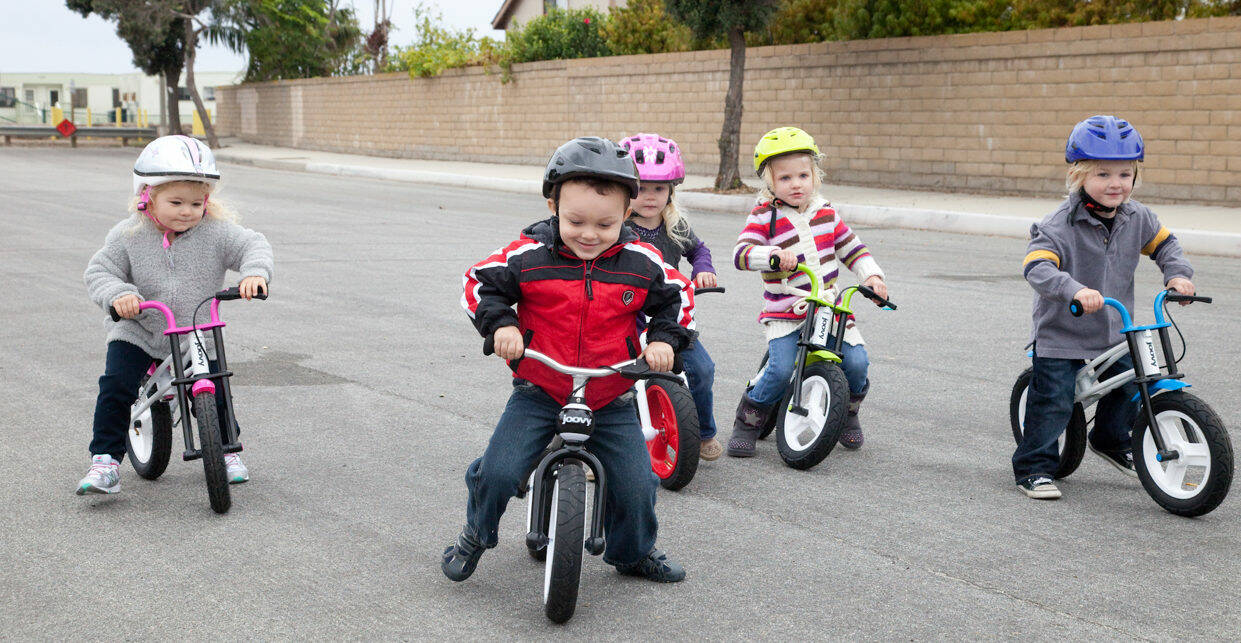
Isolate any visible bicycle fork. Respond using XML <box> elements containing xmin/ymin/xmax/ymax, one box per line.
<box><xmin>168</xmin><ymin>327</ymin><xmax>242</xmax><ymax>461</ymax></box>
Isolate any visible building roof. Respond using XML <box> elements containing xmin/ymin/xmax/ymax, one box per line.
<box><xmin>491</xmin><ymin>0</ymin><xmax>520</xmax><ymax>30</ymax></box>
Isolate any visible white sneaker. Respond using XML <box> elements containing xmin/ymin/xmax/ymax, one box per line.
<box><xmin>76</xmin><ymin>454</ymin><xmax>120</xmax><ymax>495</ymax></box>
<box><xmin>224</xmin><ymin>453</ymin><xmax>249</xmax><ymax>484</ymax></box>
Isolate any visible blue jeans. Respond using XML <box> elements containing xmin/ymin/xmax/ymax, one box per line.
<box><xmin>463</xmin><ymin>382</ymin><xmax>660</xmax><ymax>567</ymax></box>
<box><xmin>1013</xmin><ymin>352</ymin><xmax>1138</xmax><ymax>483</ymax></box>
<box><xmin>681</xmin><ymin>337</ymin><xmax>718</xmax><ymax>439</ymax></box>
<box><xmin>748</xmin><ymin>331</ymin><xmax>869</xmax><ymax>406</ymax></box>
<box><xmin>91</xmin><ymin>340</ymin><xmax>236</xmax><ymax>461</ymax></box>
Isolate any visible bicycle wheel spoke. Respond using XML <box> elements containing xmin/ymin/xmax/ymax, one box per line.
<box><xmin>1180</xmin><ymin>441</ymin><xmax>1210</xmax><ymax>466</ymax></box>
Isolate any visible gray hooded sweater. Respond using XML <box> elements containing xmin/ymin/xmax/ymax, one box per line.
<box><xmin>85</xmin><ymin>215</ymin><xmax>274</xmax><ymax>359</ymax></box>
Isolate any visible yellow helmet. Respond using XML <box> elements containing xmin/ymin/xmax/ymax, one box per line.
<box><xmin>753</xmin><ymin>127</ymin><xmax>820</xmax><ymax>175</ymax></box>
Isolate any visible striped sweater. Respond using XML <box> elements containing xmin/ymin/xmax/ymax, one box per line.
<box><xmin>733</xmin><ymin>195</ymin><xmax>883</xmax><ymax>344</ymax></box>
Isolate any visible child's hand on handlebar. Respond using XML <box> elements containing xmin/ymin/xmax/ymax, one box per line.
<box><xmin>693</xmin><ymin>272</ymin><xmax>718</xmax><ymax>288</ymax></box>
<box><xmin>863</xmin><ymin>275</ymin><xmax>888</xmax><ymax>303</ymax></box>
<box><xmin>773</xmin><ymin>249</ymin><xmax>798</xmax><ymax>272</ymax></box>
<box><xmin>111</xmin><ymin>294</ymin><xmax>142</xmax><ymax>319</ymax></box>
<box><xmin>642</xmin><ymin>341</ymin><xmax>674</xmax><ymax>372</ymax></box>
<box><xmin>1166</xmin><ymin>277</ymin><xmax>1195</xmax><ymax>305</ymax></box>
<box><xmin>239</xmin><ymin>276</ymin><xmax>268</xmax><ymax>300</ymax></box>
<box><xmin>1072</xmin><ymin>287</ymin><xmax>1105</xmax><ymax>314</ymax></box>
<box><xmin>493</xmin><ymin>325</ymin><xmax>525</xmax><ymax>360</ymax></box>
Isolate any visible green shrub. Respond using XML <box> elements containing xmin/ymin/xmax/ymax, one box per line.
<box><xmin>601</xmin><ymin>0</ymin><xmax>693</xmax><ymax>55</ymax></box>
<box><xmin>505</xmin><ymin>7</ymin><xmax>612</xmax><ymax>64</ymax></box>
<box><xmin>388</xmin><ymin>2</ymin><xmax>498</xmax><ymax>77</ymax></box>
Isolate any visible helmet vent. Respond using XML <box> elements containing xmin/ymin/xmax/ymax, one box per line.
<box><xmin>655</xmin><ymin>150</ymin><xmax>665</xmax><ymax>164</ymax></box>
<box><xmin>634</xmin><ymin>149</ymin><xmax>645</xmax><ymax>163</ymax></box>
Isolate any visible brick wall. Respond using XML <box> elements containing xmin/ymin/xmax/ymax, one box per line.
<box><xmin>217</xmin><ymin>16</ymin><xmax>1241</xmax><ymax>204</ymax></box>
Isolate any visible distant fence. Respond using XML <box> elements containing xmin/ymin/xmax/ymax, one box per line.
<box><xmin>218</xmin><ymin>15</ymin><xmax>1241</xmax><ymax>205</ymax></box>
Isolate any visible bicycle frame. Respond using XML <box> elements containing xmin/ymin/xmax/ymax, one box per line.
<box><xmin>127</xmin><ymin>298</ymin><xmax>241</xmax><ymax>461</ymax></box>
<box><xmin>1070</xmin><ymin>291</ymin><xmax>1198</xmax><ymax>460</ymax></box>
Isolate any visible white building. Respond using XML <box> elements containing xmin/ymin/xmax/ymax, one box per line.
<box><xmin>0</xmin><ymin>70</ymin><xmax>241</xmax><ymax>130</ymax></box>
<box><xmin>492</xmin><ymin>0</ymin><xmax>626</xmax><ymax>30</ymax></box>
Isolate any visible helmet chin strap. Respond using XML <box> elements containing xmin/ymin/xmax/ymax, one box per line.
<box><xmin>136</xmin><ymin>186</ymin><xmax>173</xmax><ymax>248</ymax></box>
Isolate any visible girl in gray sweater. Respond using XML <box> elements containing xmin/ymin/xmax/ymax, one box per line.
<box><xmin>78</xmin><ymin>136</ymin><xmax>273</xmax><ymax>496</ymax></box>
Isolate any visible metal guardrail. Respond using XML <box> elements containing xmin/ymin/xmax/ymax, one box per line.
<box><xmin>1</xmin><ymin>124</ymin><xmax>157</xmax><ymax>146</ymax></box>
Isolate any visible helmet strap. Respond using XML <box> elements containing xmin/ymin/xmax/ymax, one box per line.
<box><xmin>137</xmin><ymin>186</ymin><xmax>173</xmax><ymax>248</ymax></box>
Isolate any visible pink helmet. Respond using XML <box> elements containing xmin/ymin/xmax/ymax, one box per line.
<box><xmin>621</xmin><ymin>133</ymin><xmax>685</xmax><ymax>184</ymax></box>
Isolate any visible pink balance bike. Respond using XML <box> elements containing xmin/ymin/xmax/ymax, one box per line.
<box><xmin>637</xmin><ymin>285</ymin><xmax>724</xmax><ymax>491</ymax></box>
<box><xmin>109</xmin><ymin>286</ymin><xmax>266</xmax><ymax>514</ymax></box>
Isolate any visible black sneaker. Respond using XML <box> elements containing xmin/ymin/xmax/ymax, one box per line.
<box><xmin>615</xmin><ymin>549</ymin><xmax>686</xmax><ymax>583</ymax></box>
<box><xmin>1017</xmin><ymin>475</ymin><xmax>1062</xmax><ymax>500</ymax></box>
<box><xmin>441</xmin><ymin>528</ymin><xmax>486</xmax><ymax>582</ymax></box>
<box><xmin>1088</xmin><ymin>443</ymin><xmax>1138</xmax><ymax>478</ymax></box>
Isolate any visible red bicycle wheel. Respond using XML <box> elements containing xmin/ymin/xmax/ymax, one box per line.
<box><xmin>646</xmin><ymin>385</ymin><xmax>679</xmax><ymax>479</ymax></box>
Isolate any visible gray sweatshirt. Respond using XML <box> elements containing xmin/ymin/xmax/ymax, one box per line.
<box><xmin>84</xmin><ymin>215</ymin><xmax>274</xmax><ymax>359</ymax></box>
<box><xmin>1022</xmin><ymin>193</ymin><xmax>1192</xmax><ymax>360</ymax></box>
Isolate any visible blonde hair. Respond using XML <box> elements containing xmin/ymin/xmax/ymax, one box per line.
<box><xmin>1065</xmin><ymin>159</ymin><xmax>1141</xmax><ymax>196</ymax></box>
<box><xmin>628</xmin><ymin>184</ymin><xmax>692</xmax><ymax>247</ymax></box>
<box><xmin>127</xmin><ymin>180</ymin><xmax>238</xmax><ymax>233</ymax></box>
<box><xmin>757</xmin><ymin>152</ymin><xmax>826</xmax><ymax>207</ymax></box>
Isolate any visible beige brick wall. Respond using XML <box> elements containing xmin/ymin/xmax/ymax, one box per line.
<box><xmin>217</xmin><ymin>16</ymin><xmax>1241</xmax><ymax>204</ymax></box>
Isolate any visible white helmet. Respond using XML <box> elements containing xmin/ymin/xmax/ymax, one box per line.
<box><xmin>132</xmin><ymin>135</ymin><xmax>219</xmax><ymax>196</ymax></box>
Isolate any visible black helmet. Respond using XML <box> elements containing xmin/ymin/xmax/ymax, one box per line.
<box><xmin>542</xmin><ymin>137</ymin><xmax>640</xmax><ymax>198</ymax></box>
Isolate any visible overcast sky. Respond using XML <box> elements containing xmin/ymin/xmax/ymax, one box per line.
<box><xmin>1</xmin><ymin>1</ymin><xmax>507</xmax><ymax>75</ymax></box>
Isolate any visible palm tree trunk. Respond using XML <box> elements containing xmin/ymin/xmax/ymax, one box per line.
<box><xmin>183</xmin><ymin>19</ymin><xmax>219</xmax><ymax>148</ymax></box>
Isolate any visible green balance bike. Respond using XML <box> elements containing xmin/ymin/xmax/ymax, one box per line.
<box><xmin>751</xmin><ymin>259</ymin><xmax>896</xmax><ymax>469</ymax></box>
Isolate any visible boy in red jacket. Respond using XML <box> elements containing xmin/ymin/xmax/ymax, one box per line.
<box><xmin>444</xmin><ymin>137</ymin><xmax>695</xmax><ymax>583</ymax></box>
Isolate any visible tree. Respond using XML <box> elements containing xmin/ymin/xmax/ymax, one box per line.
<box><xmin>667</xmin><ymin>0</ymin><xmax>779</xmax><ymax>190</ymax></box>
<box><xmin>220</xmin><ymin>0</ymin><xmax>364</xmax><ymax>82</ymax></box>
<box><xmin>66</xmin><ymin>0</ymin><xmax>186</xmax><ymax>134</ymax></box>
<box><xmin>601</xmin><ymin>0</ymin><xmax>693</xmax><ymax>55</ymax></box>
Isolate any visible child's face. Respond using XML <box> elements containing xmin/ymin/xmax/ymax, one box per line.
<box><xmin>1081</xmin><ymin>160</ymin><xmax>1135</xmax><ymax>210</ymax></box>
<box><xmin>149</xmin><ymin>182</ymin><xmax>210</xmax><ymax>232</ymax></box>
<box><xmin>768</xmin><ymin>154</ymin><xmax>815</xmax><ymax>207</ymax></box>
<box><xmin>630</xmin><ymin>182</ymin><xmax>670</xmax><ymax>222</ymax></box>
<box><xmin>550</xmin><ymin>182</ymin><xmax>626</xmax><ymax>260</ymax></box>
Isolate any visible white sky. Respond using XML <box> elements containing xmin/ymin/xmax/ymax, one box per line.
<box><xmin>0</xmin><ymin>0</ymin><xmax>507</xmax><ymax>74</ymax></box>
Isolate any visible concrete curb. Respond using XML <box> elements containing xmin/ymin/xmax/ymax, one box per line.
<box><xmin>217</xmin><ymin>153</ymin><xmax>1241</xmax><ymax>258</ymax></box>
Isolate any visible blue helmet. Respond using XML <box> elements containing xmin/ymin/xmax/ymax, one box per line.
<box><xmin>1065</xmin><ymin>115</ymin><xmax>1144</xmax><ymax>163</ymax></box>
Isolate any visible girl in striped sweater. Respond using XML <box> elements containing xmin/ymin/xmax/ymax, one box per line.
<box><xmin>727</xmin><ymin>127</ymin><xmax>890</xmax><ymax>458</ymax></box>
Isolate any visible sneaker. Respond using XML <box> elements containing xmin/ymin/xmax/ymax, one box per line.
<box><xmin>76</xmin><ymin>454</ymin><xmax>120</xmax><ymax>495</ymax></box>
<box><xmin>1017</xmin><ymin>475</ymin><xmax>1062</xmax><ymax>500</ymax></box>
<box><xmin>1088</xmin><ymin>443</ymin><xmax>1138</xmax><ymax>478</ymax></box>
<box><xmin>615</xmin><ymin>549</ymin><xmax>686</xmax><ymax>583</ymax></box>
<box><xmin>441</xmin><ymin>528</ymin><xmax>486</xmax><ymax>582</ymax></box>
<box><xmin>224</xmin><ymin>453</ymin><xmax>249</xmax><ymax>484</ymax></box>
<box><xmin>699</xmin><ymin>437</ymin><xmax>723</xmax><ymax>461</ymax></box>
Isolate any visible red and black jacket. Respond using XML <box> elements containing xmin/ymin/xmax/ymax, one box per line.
<box><xmin>462</xmin><ymin>217</ymin><xmax>695</xmax><ymax>409</ymax></box>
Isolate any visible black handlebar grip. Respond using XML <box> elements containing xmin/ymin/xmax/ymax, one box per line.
<box><xmin>1166</xmin><ymin>293</ymin><xmax>1213</xmax><ymax>304</ymax></box>
<box><xmin>215</xmin><ymin>287</ymin><xmax>268</xmax><ymax>301</ymax></box>
<box><xmin>856</xmin><ymin>285</ymin><xmax>897</xmax><ymax>310</ymax></box>
<box><xmin>108</xmin><ymin>306</ymin><xmax>122</xmax><ymax>322</ymax></box>
<box><xmin>1069</xmin><ymin>300</ymin><xmax>1084</xmax><ymax>317</ymax></box>
<box><xmin>769</xmin><ymin>255</ymin><xmax>782</xmax><ymax>271</ymax></box>
<box><xmin>694</xmin><ymin>286</ymin><xmax>726</xmax><ymax>294</ymax></box>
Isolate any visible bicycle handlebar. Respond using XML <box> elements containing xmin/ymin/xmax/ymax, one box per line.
<box><xmin>855</xmin><ymin>284</ymin><xmax>897</xmax><ymax>310</ymax></box>
<box><xmin>694</xmin><ymin>286</ymin><xmax>726</xmax><ymax>294</ymax></box>
<box><xmin>483</xmin><ymin>332</ymin><xmax>684</xmax><ymax>380</ymax></box>
<box><xmin>1070</xmin><ymin>289</ymin><xmax>1212</xmax><ymax>325</ymax></box>
<box><xmin>108</xmin><ymin>287</ymin><xmax>267</xmax><ymax>324</ymax></box>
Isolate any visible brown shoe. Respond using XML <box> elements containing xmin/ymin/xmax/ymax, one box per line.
<box><xmin>699</xmin><ymin>438</ymin><xmax>723</xmax><ymax>461</ymax></box>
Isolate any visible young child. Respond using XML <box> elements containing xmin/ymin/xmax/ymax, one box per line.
<box><xmin>728</xmin><ymin>127</ymin><xmax>889</xmax><ymax>457</ymax></box>
<box><xmin>620</xmin><ymin>133</ymin><xmax>723</xmax><ymax>461</ymax></box>
<box><xmin>79</xmin><ymin>135</ymin><xmax>273</xmax><ymax>495</ymax></box>
<box><xmin>1014</xmin><ymin>115</ymin><xmax>1195</xmax><ymax>500</ymax></box>
<box><xmin>445</xmin><ymin>136</ymin><xmax>694</xmax><ymax>583</ymax></box>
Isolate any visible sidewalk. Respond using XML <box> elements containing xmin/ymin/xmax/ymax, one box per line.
<box><xmin>214</xmin><ymin>140</ymin><xmax>1241</xmax><ymax>258</ymax></box>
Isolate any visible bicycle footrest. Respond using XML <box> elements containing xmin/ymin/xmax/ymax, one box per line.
<box><xmin>182</xmin><ymin>449</ymin><xmax>202</xmax><ymax>461</ymax></box>
<box><xmin>223</xmin><ymin>442</ymin><xmax>243</xmax><ymax>454</ymax></box>
<box><xmin>788</xmin><ymin>405</ymin><xmax>809</xmax><ymax>417</ymax></box>
<box><xmin>526</xmin><ymin>532</ymin><xmax>548</xmax><ymax>549</ymax></box>
<box><xmin>585</xmin><ymin>537</ymin><xmax>605</xmax><ymax>556</ymax></box>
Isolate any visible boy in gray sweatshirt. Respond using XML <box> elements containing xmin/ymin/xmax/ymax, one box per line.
<box><xmin>78</xmin><ymin>136</ymin><xmax>273</xmax><ymax>496</ymax></box>
<box><xmin>1014</xmin><ymin>116</ymin><xmax>1194</xmax><ymax>500</ymax></box>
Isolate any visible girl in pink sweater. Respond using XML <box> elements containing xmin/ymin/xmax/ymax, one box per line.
<box><xmin>728</xmin><ymin>127</ymin><xmax>890</xmax><ymax>457</ymax></box>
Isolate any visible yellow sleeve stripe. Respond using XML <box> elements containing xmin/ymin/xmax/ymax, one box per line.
<box><xmin>1142</xmin><ymin>226</ymin><xmax>1171</xmax><ymax>255</ymax></box>
<box><xmin>1023</xmin><ymin>250</ymin><xmax>1060</xmax><ymax>268</ymax></box>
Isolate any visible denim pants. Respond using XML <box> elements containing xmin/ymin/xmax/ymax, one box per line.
<box><xmin>1012</xmin><ymin>352</ymin><xmax>1138</xmax><ymax>482</ymax></box>
<box><xmin>90</xmin><ymin>340</ymin><xmax>236</xmax><ymax>461</ymax></box>
<box><xmin>680</xmin><ymin>337</ymin><xmax>718</xmax><ymax>440</ymax></box>
<box><xmin>748</xmin><ymin>331</ymin><xmax>869</xmax><ymax>406</ymax></box>
<box><xmin>463</xmin><ymin>382</ymin><xmax>660</xmax><ymax>567</ymax></box>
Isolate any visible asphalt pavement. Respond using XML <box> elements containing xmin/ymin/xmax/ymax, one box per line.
<box><xmin>2</xmin><ymin>147</ymin><xmax>1239</xmax><ymax>639</ymax></box>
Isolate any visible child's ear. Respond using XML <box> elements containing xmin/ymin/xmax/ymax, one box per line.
<box><xmin>546</xmin><ymin>197</ymin><xmax>556</xmax><ymax>215</ymax></box>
